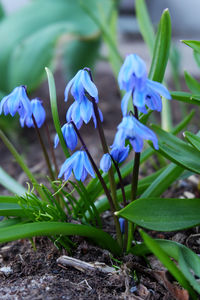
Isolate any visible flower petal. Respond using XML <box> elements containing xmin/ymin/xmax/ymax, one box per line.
<box><xmin>147</xmin><ymin>79</ymin><xmax>171</xmax><ymax>99</ymax></box>
<box><xmin>121</xmin><ymin>91</ymin><xmax>131</xmax><ymax>116</ymax></box>
<box><xmin>81</xmin><ymin>70</ymin><xmax>98</xmax><ymax>99</ymax></box>
<box><xmin>100</xmin><ymin>153</ymin><xmax>111</xmax><ymax>172</ymax></box>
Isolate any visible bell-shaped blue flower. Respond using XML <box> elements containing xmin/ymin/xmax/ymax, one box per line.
<box><xmin>118</xmin><ymin>54</ymin><xmax>147</xmax><ymax>92</ymax></box>
<box><xmin>54</xmin><ymin>123</ymin><xmax>77</xmax><ymax>151</ymax></box>
<box><xmin>58</xmin><ymin>150</ymin><xmax>95</xmax><ymax>182</ymax></box>
<box><xmin>119</xmin><ymin>217</ymin><xmax>125</xmax><ymax>234</ymax></box>
<box><xmin>66</xmin><ymin>97</ymin><xmax>103</xmax><ymax>129</ymax></box>
<box><xmin>20</xmin><ymin>99</ymin><xmax>46</xmax><ymax>128</ymax></box>
<box><xmin>64</xmin><ymin>69</ymin><xmax>98</xmax><ymax>103</ymax></box>
<box><xmin>0</xmin><ymin>86</ymin><xmax>31</xmax><ymax>118</ymax></box>
<box><xmin>110</xmin><ymin>145</ymin><xmax>129</xmax><ymax>163</ymax></box>
<box><xmin>112</xmin><ymin>115</ymin><xmax>158</xmax><ymax>153</ymax></box>
<box><xmin>118</xmin><ymin>54</ymin><xmax>171</xmax><ymax>115</ymax></box>
<box><xmin>100</xmin><ymin>153</ymin><xmax>112</xmax><ymax>173</ymax></box>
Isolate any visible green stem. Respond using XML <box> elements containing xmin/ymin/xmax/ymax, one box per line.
<box><xmin>127</xmin><ymin>106</ymin><xmax>141</xmax><ymax>252</ymax></box>
<box><xmin>111</xmin><ymin>156</ymin><xmax>128</xmax><ymax>251</ymax></box>
<box><xmin>0</xmin><ymin>130</ymin><xmax>46</xmax><ymax>200</ymax></box>
<box><xmin>71</xmin><ymin>121</ymin><xmax>122</xmax><ymax>248</ymax></box>
<box><xmin>32</xmin><ymin>116</ymin><xmax>55</xmax><ymax>181</ymax></box>
<box><xmin>44</xmin><ymin>122</ymin><xmax>59</xmax><ymax>176</ymax></box>
<box><xmin>84</xmin><ymin>68</ymin><xmax>119</xmax><ymax>211</ymax></box>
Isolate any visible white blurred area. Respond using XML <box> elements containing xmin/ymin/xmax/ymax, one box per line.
<box><xmin>1</xmin><ymin>0</ymin><xmax>29</xmax><ymax>14</ymax></box>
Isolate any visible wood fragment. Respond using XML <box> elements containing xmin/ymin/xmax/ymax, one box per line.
<box><xmin>57</xmin><ymin>255</ymin><xmax>117</xmax><ymax>274</ymax></box>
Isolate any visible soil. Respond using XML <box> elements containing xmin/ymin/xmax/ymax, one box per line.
<box><xmin>0</xmin><ymin>61</ymin><xmax>200</xmax><ymax>299</ymax></box>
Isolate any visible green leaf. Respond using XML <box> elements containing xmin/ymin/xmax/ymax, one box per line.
<box><xmin>184</xmin><ymin>131</ymin><xmax>200</xmax><ymax>152</ymax></box>
<box><xmin>0</xmin><ymin>222</ymin><xmax>121</xmax><ymax>256</ymax></box>
<box><xmin>131</xmin><ymin>239</ymin><xmax>200</xmax><ymax>295</ymax></box>
<box><xmin>9</xmin><ymin>23</ymin><xmax>69</xmax><ymax>91</ymax></box>
<box><xmin>149</xmin><ymin>9</ymin><xmax>171</xmax><ymax>82</ymax></box>
<box><xmin>151</xmin><ymin>125</ymin><xmax>200</xmax><ymax>174</ymax></box>
<box><xmin>134</xmin><ymin>233</ymin><xmax>197</xmax><ymax>299</ymax></box>
<box><xmin>81</xmin><ymin>0</ymin><xmax>122</xmax><ymax>78</ymax></box>
<box><xmin>193</xmin><ymin>50</ymin><xmax>200</xmax><ymax>68</ymax></box>
<box><xmin>140</xmin><ymin>163</ymin><xmax>183</xmax><ymax>198</ymax></box>
<box><xmin>0</xmin><ymin>217</ymin><xmax>22</xmax><ymax>229</ymax></box>
<box><xmin>0</xmin><ymin>0</ymin><xmax>112</xmax><ymax>92</ymax></box>
<box><xmin>135</xmin><ymin>0</ymin><xmax>155</xmax><ymax>54</ymax></box>
<box><xmin>0</xmin><ymin>130</ymin><xmax>46</xmax><ymax>200</ymax></box>
<box><xmin>182</xmin><ymin>40</ymin><xmax>200</xmax><ymax>53</ymax></box>
<box><xmin>0</xmin><ymin>167</ymin><xmax>26</xmax><ymax>195</ymax></box>
<box><xmin>116</xmin><ymin>197</ymin><xmax>200</xmax><ymax>231</ymax></box>
<box><xmin>184</xmin><ymin>71</ymin><xmax>200</xmax><ymax>94</ymax></box>
<box><xmin>45</xmin><ymin>67</ymin><xmax>70</xmax><ymax>158</ymax></box>
<box><xmin>171</xmin><ymin>91</ymin><xmax>200</xmax><ymax>105</ymax></box>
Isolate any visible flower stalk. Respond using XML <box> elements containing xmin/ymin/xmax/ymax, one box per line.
<box><xmin>71</xmin><ymin>121</ymin><xmax>122</xmax><ymax>247</ymax></box>
<box><xmin>32</xmin><ymin>115</ymin><xmax>55</xmax><ymax>181</ymax></box>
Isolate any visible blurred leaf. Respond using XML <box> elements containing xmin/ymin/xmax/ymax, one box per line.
<box><xmin>171</xmin><ymin>91</ymin><xmax>200</xmax><ymax>105</ymax></box>
<box><xmin>170</xmin><ymin>44</ymin><xmax>181</xmax><ymax>90</ymax></box>
<box><xmin>149</xmin><ymin>9</ymin><xmax>171</xmax><ymax>82</ymax></box>
<box><xmin>131</xmin><ymin>239</ymin><xmax>200</xmax><ymax>295</ymax></box>
<box><xmin>81</xmin><ymin>0</ymin><xmax>122</xmax><ymax>78</ymax></box>
<box><xmin>151</xmin><ymin>125</ymin><xmax>200</xmax><ymax>174</ymax></box>
<box><xmin>184</xmin><ymin>131</ymin><xmax>200</xmax><ymax>151</ymax></box>
<box><xmin>0</xmin><ymin>0</ymin><xmax>113</xmax><ymax>92</ymax></box>
<box><xmin>0</xmin><ymin>3</ymin><xmax>5</xmax><ymax>21</ymax></box>
<box><xmin>193</xmin><ymin>50</ymin><xmax>200</xmax><ymax>68</ymax></box>
<box><xmin>184</xmin><ymin>71</ymin><xmax>200</xmax><ymax>94</ymax></box>
<box><xmin>9</xmin><ymin>23</ymin><xmax>69</xmax><ymax>91</ymax></box>
<box><xmin>0</xmin><ymin>167</ymin><xmax>26</xmax><ymax>195</ymax></box>
<box><xmin>182</xmin><ymin>40</ymin><xmax>200</xmax><ymax>53</ymax></box>
<box><xmin>63</xmin><ymin>37</ymin><xmax>101</xmax><ymax>80</ymax></box>
<box><xmin>0</xmin><ymin>221</ymin><xmax>121</xmax><ymax>255</ymax></box>
<box><xmin>133</xmin><ymin>233</ymin><xmax>197</xmax><ymax>299</ymax></box>
<box><xmin>116</xmin><ymin>197</ymin><xmax>200</xmax><ymax>231</ymax></box>
<box><xmin>135</xmin><ymin>0</ymin><xmax>155</xmax><ymax>54</ymax></box>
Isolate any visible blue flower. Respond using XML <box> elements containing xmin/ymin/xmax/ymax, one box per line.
<box><xmin>100</xmin><ymin>153</ymin><xmax>112</xmax><ymax>173</ymax></box>
<box><xmin>118</xmin><ymin>54</ymin><xmax>147</xmax><ymax>92</ymax></box>
<box><xmin>0</xmin><ymin>86</ymin><xmax>31</xmax><ymax>118</ymax></box>
<box><xmin>65</xmin><ymin>69</ymin><xmax>103</xmax><ymax>128</ymax></box>
<box><xmin>112</xmin><ymin>115</ymin><xmax>158</xmax><ymax>152</ymax></box>
<box><xmin>54</xmin><ymin>123</ymin><xmax>77</xmax><ymax>151</ymax></box>
<box><xmin>20</xmin><ymin>99</ymin><xmax>46</xmax><ymax>128</ymax></box>
<box><xmin>64</xmin><ymin>69</ymin><xmax>98</xmax><ymax>103</ymax></box>
<box><xmin>119</xmin><ymin>217</ymin><xmax>125</xmax><ymax>234</ymax></box>
<box><xmin>118</xmin><ymin>54</ymin><xmax>171</xmax><ymax>115</ymax></box>
<box><xmin>66</xmin><ymin>95</ymin><xmax>103</xmax><ymax>129</ymax></box>
<box><xmin>110</xmin><ymin>145</ymin><xmax>129</xmax><ymax>163</ymax></box>
<box><xmin>58</xmin><ymin>150</ymin><xmax>95</xmax><ymax>182</ymax></box>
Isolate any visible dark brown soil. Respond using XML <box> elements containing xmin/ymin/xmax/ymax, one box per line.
<box><xmin>0</xmin><ymin>62</ymin><xmax>199</xmax><ymax>299</ymax></box>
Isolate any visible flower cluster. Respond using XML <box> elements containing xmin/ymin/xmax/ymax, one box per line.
<box><xmin>0</xmin><ymin>53</ymin><xmax>171</xmax><ymax>183</ymax></box>
<box><xmin>64</xmin><ymin>69</ymin><xmax>103</xmax><ymax>129</ymax></box>
<box><xmin>0</xmin><ymin>86</ymin><xmax>46</xmax><ymax>128</ymax></box>
<box><xmin>118</xmin><ymin>54</ymin><xmax>171</xmax><ymax>115</ymax></box>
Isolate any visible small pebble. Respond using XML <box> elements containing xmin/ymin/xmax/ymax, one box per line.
<box><xmin>0</xmin><ymin>266</ymin><xmax>13</xmax><ymax>276</ymax></box>
<box><xmin>130</xmin><ymin>286</ymin><xmax>137</xmax><ymax>293</ymax></box>
<box><xmin>183</xmin><ymin>191</ymin><xmax>195</xmax><ymax>198</ymax></box>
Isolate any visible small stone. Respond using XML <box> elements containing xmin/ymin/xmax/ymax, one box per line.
<box><xmin>0</xmin><ymin>266</ymin><xmax>13</xmax><ymax>276</ymax></box>
<box><xmin>183</xmin><ymin>191</ymin><xmax>195</xmax><ymax>198</ymax></box>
